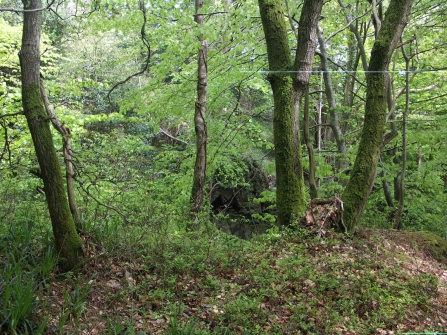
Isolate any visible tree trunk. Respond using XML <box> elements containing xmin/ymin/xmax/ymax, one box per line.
<box><xmin>191</xmin><ymin>0</ymin><xmax>208</xmax><ymax>216</ymax></box>
<box><xmin>292</xmin><ymin>0</ymin><xmax>324</xmax><ymax>187</ymax></box>
<box><xmin>258</xmin><ymin>0</ymin><xmax>322</xmax><ymax>226</ymax></box>
<box><xmin>394</xmin><ymin>44</ymin><xmax>410</xmax><ymax>230</ymax></box>
<box><xmin>303</xmin><ymin>88</ymin><xmax>318</xmax><ymax>199</ymax></box>
<box><xmin>380</xmin><ymin>157</ymin><xmax>394</xmax><ymax>208</ymax></box>
<box><xmin>19</xmin><ymin>0</ymin><xmax>83</xmax><ymax>271</ymax></box>
<box><xmin>316</xmin><ymin>25</ymin><xmax>347</xmax><ymax>170</ymax></box>
<box><xmin>341</xmin><ymin>0</ymin><xmax>413</xmax><ymax>233</ymax></box>
<box><xmin>338</xmin><ymin>0</ymin><xmax>368</xmax><ymax>73</ymax></box>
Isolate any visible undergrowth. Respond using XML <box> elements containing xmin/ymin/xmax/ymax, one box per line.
<box><xmin>1</xmin><ymin>213</ymin><xmax>444</xmax><ymax>334</ymax></box>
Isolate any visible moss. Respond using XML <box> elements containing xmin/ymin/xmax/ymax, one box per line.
<box><xmin>387</xmin><ymin>230</ymin><xmax>447</xmax><ymax>265</ymax></box>
<box><xmin>258</xmin><ymin>0</ymin><xmax>292</xmax><ymax>72</ymax></box>
<box><xmin>414</xmin><ymin>231</ymin><xmax>447</xmax><ymax>264</ymax></box>
<box><xmin>259</xmin><ymin>0</ymin><xmax>307</xmax><ymax>226</ymax></box>
<box><xmin>273</xmin><ymin>75</ymin><xmax>305</xmax><ymax>225</ymax></box>
<box><xmin>22</xmin><ymin>84</ymin><xmax>83</xmax><ymax>272</ymax></box>
<box><xmin>341</xmin><ymin>0</ymin><xmax>413</xmax><ymax>233</ymax></box>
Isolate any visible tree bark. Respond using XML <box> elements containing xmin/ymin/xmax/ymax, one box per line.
<box><xmin>19</xmin><ymin>0</ymin><xmax>83</xmax><ymax>271</ymax></box>
<box><xmin>303</xmin><ymin>88</ymin><xmax>318</xmax><ymax>199</ymax></box>
<box><xmin>191</xmin><ymin>0</ymin><xmax>208</xmax><ymax>216</ymax></box>
<box><xmin>341</xmin><ymin>0</ymin><xmax>413</xmax><ymax>233</ymax></box>
<box><xmin>380</xmin><ymin>157</ymin><xmax>394</xmax><ymax>207</ymax></box>
<box><xmin>292</xmin><ymin>0</ymin><xmax>324</xmax><ymax>186</ymax></box>
<box><xmin>316</xmin><ymin>25</ymin><xmax>347</xmax><ymax>170</ymax></box>
<box><xmin>258</xmin><ymin>0</ymin><xmax>323</xmax><ymax>226</ymax></box>
<box><xmin>394</xmin><ymin>43</ymin><xmax>410</xmax><ymax>230</ymax></box>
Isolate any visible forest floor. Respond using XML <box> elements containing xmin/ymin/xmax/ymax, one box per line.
<box><xmin>36</xmin><ymin>226</ymin><xmax>447</xmax><ymax>335</ymax></box>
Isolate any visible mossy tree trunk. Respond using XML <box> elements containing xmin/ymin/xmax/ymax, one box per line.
<box><xmin>19</xmin><ymin>0</ymin><xmax>83</xmax><ymax>271</ymax></box>
<box><xmin>191</xmin><ymin>0</ymin><xmax>208</xmax><ymax>216</ymax></box>
<box><xmin>258</xmin><ymin>0</ymin><xmax>322</xmax><ymax>226</ymax></box>
<box><xmin>341</xmin><ymin>0</ymin><xmax>413</xmax><ymax>233</ymax></box>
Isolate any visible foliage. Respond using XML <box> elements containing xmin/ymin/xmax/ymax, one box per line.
<box><xmin>1</xmin><ymin>0</ymin><xmax>447</xmax><ymax>332</ymax></box>
<box><xmin>0</xmin><ymin>202</ymin><xmax>55</xmax><ymax>333</ymax></box>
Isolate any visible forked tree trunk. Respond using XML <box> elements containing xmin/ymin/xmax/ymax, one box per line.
<box><xmin>191</xmin><ymin>0</ymin><xmax>208</xmax><ymax>216</ymax></box>
<box><xmin>342</xmin><ymin>0</ymin><xmax>413</xmax><ymax>233</ymax></box>
<box><xmin>19</xmin><ymin>0</ymin><xmax>83</xmax><ymax>271</ymax></box>
<box><xmin>258</xmin><ymin>0</ymin><xmax>322</xmax><ymax>226</ymax></box>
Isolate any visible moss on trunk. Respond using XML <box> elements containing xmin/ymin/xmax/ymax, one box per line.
<box><xmin>258</xmin><ymin>0</ymin><xmax>305</xmax><ymax>226</ymax></box>
<box><xmin>23</xmin><ymin>84</ymin><xmax>83</xmax><ymax>271</ymax></box>
<box><xmin>20</xmin><ymin>0</ymin><xmax>83</xmax><ymax>272</ymax></box>
<box><xmin>272</xmin><ymin>75</ymin><xmax>304</xmax><ymax>224</ymax></box>
<box><xmin>258</xmin><ymin>0</ymin><xmax>322</xmax><ymax>226</ymax></box>
<box><xmin>342</xmin><ymin>0</ymin><xmax>413</xmax><ymax>233</ymax></box>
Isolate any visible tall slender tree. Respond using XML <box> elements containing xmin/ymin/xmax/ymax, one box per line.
<box><xmin>316</xmin><ymin>26</ymin><xmax>347</xmax><ymax>170</ymax></box>
<box><xmin>258</xmin><ymin>0</ymin><xmax>323</xmax><ymax>226</ymax></box>
<box><xmin>191</xmin><ymin>0</ymin><xmax>208</xmax><ymax>216</ymax></box>
<box><xmin>393</xmin><ymin>43</ymin><xmax>410</xmax><ymax>230</ymax></box>
<box><xmin>19</xmin><ymin>0</ymin><xmax>83</xmax><ymax>271</ymax></box>
<box><xmin>342</xmin><ymin>0</ymin><xmax>413</xmax><ymax>233</ymax></box>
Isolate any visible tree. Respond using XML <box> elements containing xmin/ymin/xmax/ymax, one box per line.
<box><xmin>393</xmin><ymin>42</ymin><xmax>410</xmax><ymax>230</ymax></box>
<box><xmin>19</xmin><ymin>0</ymin><xmax>83</xmax><ymax>271</ymax></box>
<box><xmin>316</xmin><ymin>25</ymin><xmax>347</xmax><ymax>171</ymax></box>
<box><xmin>258</xmin><ymin>0</ymin><xmax>323</xmax><ymax>226</ymax></box>
<box><xmin>341</xmin><ymin>0</ymin><xmax>413</xmax><ymax>233</ymax></box>
<box><xmin>191</xmin><ymin>0</ymin><xmax>208</xmax><ymax>216</ymax></box>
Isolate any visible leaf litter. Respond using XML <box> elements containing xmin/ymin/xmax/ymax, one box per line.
<box><xmin>37</xmin><ymin>218</ymin><xmax>447</xmax><ymax>334</ymax></box>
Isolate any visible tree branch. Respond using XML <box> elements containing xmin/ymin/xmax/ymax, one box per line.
<box><xmin>107</xmin><ymin>0</ymin><xmax>151</xmax><ymax>103</ymax></box>
<box><xmin>0</xmin><ymin>111</ymin><xmax>24</xmax><ymax>119</ymax></box>
<box><xmin>0</xmin><ymin>0</ymin><xmax>55</xmax><ymax>12</ymax></box>
<box><xmin>159</xmin><ymin>128</ymin><xmax>189</xmax><ymax>145</ymax></box>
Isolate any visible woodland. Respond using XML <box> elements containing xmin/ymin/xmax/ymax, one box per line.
<box><xmin>1</xmin><ymin>0</ymin><xmax>447</xmax><ymax>333</ymax></box>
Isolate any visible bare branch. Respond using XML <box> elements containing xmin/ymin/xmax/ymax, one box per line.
<box><xmin>0</xmin><ymin>0</ymin><xmax>56</xmax><ymax>13</ymax></box>
<box><xmin>326</xmin><ymin>10</ymin><xmax>370</xmax><ymax>42</ymax></box>
<box><xmin>371</xmin><ymin>0</ymin><xmax>382</xmax><ymax>34</ymax></box>
<box><xmin>159</xmin><ymin>128</ymin><xmax>189</xmax><ymax>145</ymax></box>
<box><xmin>107</xmin><ymin>0</ymin><xmax>151</xmax><ymax>103</ymax></box>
